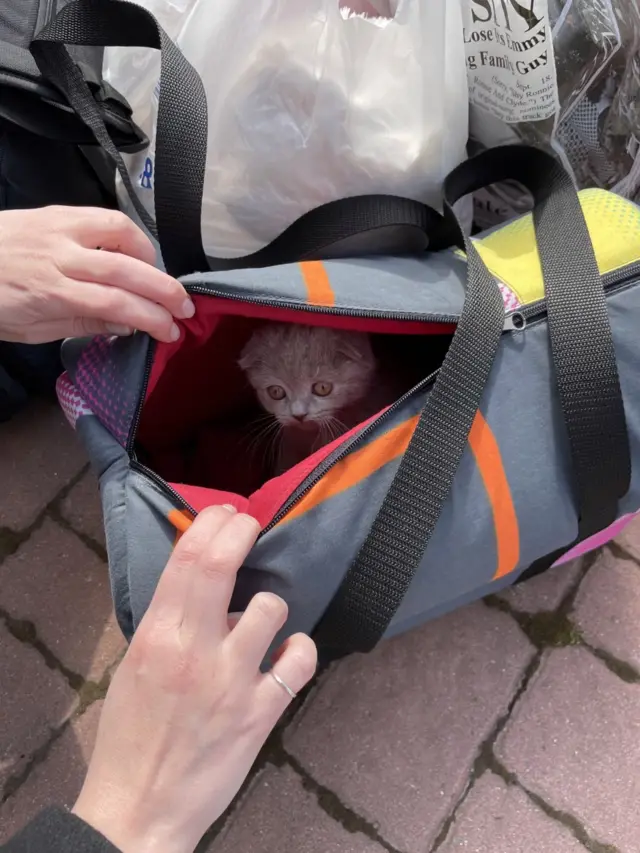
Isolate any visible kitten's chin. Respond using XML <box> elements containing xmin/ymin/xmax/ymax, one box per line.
<box><xmin>281</xmin><ymin>419</ymin><xmax>319</xmax><ymax>433</ymax></box>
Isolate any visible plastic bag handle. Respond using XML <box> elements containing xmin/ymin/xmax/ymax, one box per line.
<box><xmin>30</xmin><ymin>0</ymin><xmax>449</xmax><ymax>276</ymax></box>
<box><xmin>313</xmin><ymin>145</ymin><xmax>630</xmax><ymax>660</ymax></box>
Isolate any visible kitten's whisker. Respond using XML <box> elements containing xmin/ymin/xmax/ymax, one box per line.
<box><xmin>242</xmin><ymin>414</ymin><xmax>278</xmax><ymax>443</ymax></box>
<box><xmin>264</xmin><ymin>423</ymin><xmax>283</xmax><ymax>472</ymax></box>
<box><xmin>244</xmin><ymin>424</ymin><xmax>273</xmax><ymax>456</ymax></box>
<box><xmin>321</xmin><ymin>416</ymin><xmax>347</xmax><ymax>444</ymax></box>
<box><xmin>244</xmin><ymin>417</ymin><xmax>280</xmax><ymax>458</ymax></box>
<box><xmin>325</xmin><ymin>418</ymin><xmax>339</xmax><ymax>442</ymax></box>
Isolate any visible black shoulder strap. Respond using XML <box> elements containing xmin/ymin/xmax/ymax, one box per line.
<box><xmin>313</xmin><ymin>145</ymin><xmax>631</xmax><ymax>659</ymax></box>
<box><xmin>445</xmin><ymin>146</ymin><xmax>631</xmax><ymax>541</ymax></box>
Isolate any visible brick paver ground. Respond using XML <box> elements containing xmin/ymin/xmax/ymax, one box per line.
<box><xmin>2</xmin><ymin>401</ymin><xmax>640</xmax><ymax>852</ymax></box>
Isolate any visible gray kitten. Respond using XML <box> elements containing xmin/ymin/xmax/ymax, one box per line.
<box><xmin>239</xmin><ymin>323</ymin><xmax>377</xmax><ymax>474</ymax></box>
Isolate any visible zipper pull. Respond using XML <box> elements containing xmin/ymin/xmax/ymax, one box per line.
<box><xmin>503</xmin><ymin>311</ymin><xmax>527</xmax><ymax>332</ymax></box>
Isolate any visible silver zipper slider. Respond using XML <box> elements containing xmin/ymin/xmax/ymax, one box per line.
<box><xmin>503</xmin><ymin>311</ymin><xmax>527</xmax><ymax>332</ymax></box>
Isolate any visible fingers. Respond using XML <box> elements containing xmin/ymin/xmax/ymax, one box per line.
<box><xmin>185</xmin><ymin>509</ymin><xmax>261</xmax><ymax>641</ymax></box>
<box><xmin>144</xmin><ymin>506</ymin><xmax>238</xmax><ymax>632</ymax></box>
<box><xmin>226</xmin><ymin>593</ymin><xmax>289</xmax><ymax>672</ymax></box>
<box><xmin>259</xmin><ymin>634</ymin><xmax>317</xmax><ymax>717</ymax></box>
<box><xmin>68</xmin><ymin>247</ymin><xmax>194</xmax><ymax>321</ymax></box>
<box><xmin>62</xmin><ymin>280</ymin><xmax>181</xmax><ymax>343</ymax></box>
<box><xmin>227</xmin><ymin>612</ymin><xmax>243</xmax><ymax>631</ymax></box>
<box><xmin>57</xmin><ymin>207</ymin><xmax>158</xmax><ymax>266</ymax></box>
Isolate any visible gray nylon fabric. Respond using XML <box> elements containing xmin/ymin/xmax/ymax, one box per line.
<box><xmin>181</xmin><ymin>253</ymin><xmax>468</xmax><ymax>319</ymax></box>
<box><xmin>0</xmin><ymin>0</ymin><xmax>40</xmax><ymax>46</ymax></box>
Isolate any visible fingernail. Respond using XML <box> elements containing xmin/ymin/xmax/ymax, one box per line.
<box><xmin>170</xmin><ymin>323</ymin><xmax>181</xmax><ymax>342</ymax></box>
<box><xmin>221</xmin><ymin>504</ymin><xmax>237</xmax><ymax>513</ymax></box>
<box><xmin>180</xmin><ymin>298</ymin><xmax>196</xmax><ymax>319</ymax></box>
<box><xmin>106</xmin><ymin>324</ymin><xmax>133</xmax><ymax>336</ymax></box>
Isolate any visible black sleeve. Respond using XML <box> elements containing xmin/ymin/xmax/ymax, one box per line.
<box><xmin>1</xmin><ymin>808</ymin><xmax>121</xmax><ymax>853</ymax></box>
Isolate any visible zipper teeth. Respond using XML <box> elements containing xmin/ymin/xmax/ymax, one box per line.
<box><xmin>131</xmin><ymin>459</ymin><xmax>198</xmax><ymax>515</ymax></box>
<box><xmin>127</xmin><ymin>339</ymin><xmax>156</xmax><ymax>455</ymax></box>
<box><xmin>130</xmin><ymin>369</ymin><xmax>439</xmax><ymax>528</ymax></box>
<box><xmin>265</xmin><ymin>368</ymin><xmax>438</xmax><ymax>530</ymax></box>
<box><xmin>128</xmin><ymin>263</ymin><xmax>640</xmax><ymax>520</ymax></box>
<box><xmin>517</xmin><ymin>263</ymin><xmax>640</xmax><ymax>322</ymax></box>
<box><xmin>127</xmin><ymin>290</ymin><xmax>457</xmax><ymax>455</ymax></box>
<box><xmin>184</xmin><ymin>284</ymin><xmax>459</xmax><ymax>325</ymax></box>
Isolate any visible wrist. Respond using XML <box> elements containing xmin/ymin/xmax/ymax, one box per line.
<box><xmin>72</xmin><ymin>794</ymin><xmax>194</xmax><ymax>853</ymax></box>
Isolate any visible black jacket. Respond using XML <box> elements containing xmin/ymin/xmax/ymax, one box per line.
<box><xmin>1</xmin><ymin>808</ymin><xmax>120</xmax><ymax>853</ymax></box>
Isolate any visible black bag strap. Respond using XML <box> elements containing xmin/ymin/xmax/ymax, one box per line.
<box><xmin>0</xmin><ymin>36</ymin><xmax>146</xmax><ymax>149</ymax></box>
<box><xmin>30</xmin><ymin>0</ymin><xmax>448</xmax><ymax>277</ymax></box>
<box><xmin>313</xmin><ymin>145</ymin><xmax>631</xmax><ymax>659</ymax></box>
<box><xmin>446</xmin><ymin>146</ymin><xmax>631</xmax><ymax>541</ymax></box>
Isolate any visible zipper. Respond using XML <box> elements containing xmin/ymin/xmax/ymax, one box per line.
<box><xmin>128</xmin><ymin>262</ymin><xmax>640</xmax><ymax>529</ymax></box>
<box><xmin>130</xmin><ymin>365</ymin><xmax>440</xmax><ymax>532</ymax></box>
<box><xmin>126</xmin><ymin>292</ymin><xmax>459</xmax><ymax>455</ymax></box>
<box><xmin>184</xmin><ymin>285</ymin><xmax>460</xmax><ymax>326</ymax></box>
<box><xmin>130</xmin><ymin>458</ymin><xmax>196</xmax><ymax>512</ymax></box>
<box><xmin>502</xmin><ymin>263</ymin><xmax>640</xmax><ymax>331</ymax></box>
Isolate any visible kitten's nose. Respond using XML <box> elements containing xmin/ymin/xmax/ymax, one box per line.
<box><xmin>293</xmin><ymin>414</ymin><xmax>307</xmax><ymax>423</ymax></box>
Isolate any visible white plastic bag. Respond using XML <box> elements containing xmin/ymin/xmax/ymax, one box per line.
<box><xmin>104</xmin><ymin>0</ymin><xmax>469</xmax><ymax>258</ymax></box>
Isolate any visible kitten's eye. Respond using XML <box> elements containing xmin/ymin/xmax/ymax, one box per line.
<box><xmin>312</xmin><ymin>381</ymin><xmax>333</xmax><ymax>397</ymax></box>
<box><xmin>267</xmin><ymin>385</ymin><xmax>286</xmax><ymax>401</ymax></box>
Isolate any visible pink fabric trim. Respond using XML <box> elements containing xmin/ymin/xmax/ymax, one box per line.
<box><xmin>552</xmin><ymin>512</ymin><xmax>638</xmax><ymax>567</ymax></box>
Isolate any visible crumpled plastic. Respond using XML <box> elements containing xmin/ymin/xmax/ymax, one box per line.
<box><xmin>471</xmin><ymin>0</ymin><xmax>640</xmax><ymax>227</ymax></box>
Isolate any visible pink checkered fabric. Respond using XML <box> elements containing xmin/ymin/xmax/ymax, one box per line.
<box><xmin>72</xmin><ymin>335</ymin><xmax>141</xmax><ymax>446</ymax></box>
<box><xmin>498</xmin><ymin>280</ymin><xmax>521</xmax><ymax>312</ymax></box>
<box><xmin>57</xmin><ymin>372</ymin><xmax>93</xmax><ymax>429</ymax></box>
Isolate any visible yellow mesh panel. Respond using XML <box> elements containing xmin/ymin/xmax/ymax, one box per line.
<box><xmin>461</xmin><ymin>189</ymin><xmax>640</xmax><ymax>306</ymax></box>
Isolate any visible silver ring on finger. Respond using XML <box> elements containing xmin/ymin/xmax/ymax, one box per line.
<box><xmin>269</xmin><ymin>669</ymin><xmax>297</xmax><ymax>699</ymax></box>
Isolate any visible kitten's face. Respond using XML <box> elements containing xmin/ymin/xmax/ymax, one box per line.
<box><xmin>239</xmin><ymin>324</ymin><xmax>376</xmax><ymax>429</ymax></box>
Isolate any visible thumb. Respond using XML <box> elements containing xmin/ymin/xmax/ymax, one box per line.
<box><xmin>73</xmin><ymin>318</ymin><xmax>135</xmax><ymax>338</ymax></box>
<box><xmin>35</xmin><ymin>318</ymin><xmax>135</xmax><ymax>341</ymax></box>
<box><xmin>0</xmin><ymin>319</ymin><xmax>133</xmax><ymax>345</ymax></box>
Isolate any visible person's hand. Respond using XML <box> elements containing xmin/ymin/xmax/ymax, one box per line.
<box><xmin>72</xmin><ymin>505</ymin><xmax>317</xmax><ymax>853</ymax></box>
<box><xmin>0</xmin><ymin>206</ymin><xmax>195</xmax><ymax>344</ymax></box>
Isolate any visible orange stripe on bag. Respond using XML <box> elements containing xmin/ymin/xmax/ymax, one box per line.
<box><xmin>281</xmin><ymin>415</ymin><xmax>420</xmax><ymax>524</ymax></box>
<box><xmin>299</xmin><ymin>261</ymin><xmax>336</xmax><ymax>307</ymax></box>
<box><xmin>168</xmin><ymin>508</ymin><xmax>195</xmax><ymax>546</ymax></box>
<box><xmin>468</xmin><ymin>411</ymin><xmax>519</xmax><ymax>579</ymax></box>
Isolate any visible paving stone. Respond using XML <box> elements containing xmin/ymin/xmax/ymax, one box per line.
<box><xmin>439</xmin><ymin>772</ymin><xmax>587</xmax><ymax>853</ymax></box>
<box><xmin>496</xmin><ymin>646</ymin><xmax>640</xmax><ymax>853</ymax></box>
<box><xmin>500</xmin><ymin>560</ymin><xmax>583</xmax><ymax>614</ymax></box>
<box><xmin>572</xmin><ymin>549</ymin><xmax>640</xmax><ymax>672</ymax></box>
<box><xmin>0</xmin><ymin>401</ymin><xmax>86</xmax><ymax>532</ymax></box>
<box><xmin>616</xmin><ymin>514</ymin><xmax>640</xmax><ymax>562</ymax></box>
<box><xmin>0</xmin><ymin>702</ymin><xmax>102</xmax><ymax>844</ymax></box>
<box><xmin>0</xmin><ymin>520</ymin><xmax>124</xmax><ymax>682</ymax></box>
<box><xmin>0</xmin><ymin>623</ymin><xmax>77</xmax><ymax>793</ymax></box>
<box><xmin>60</xmin><ymin>471</ymin><xmax>105</xmax><ymax>548</ymax></box>
<box><xmin>286</xmin><ymin>603</ymin><xmax>535</xmax><ymax>853</ymax></box>
<box><xmin>210</xmin><ymin>765</ymin><xmax>384</xmax><ymax>853</ymax></box>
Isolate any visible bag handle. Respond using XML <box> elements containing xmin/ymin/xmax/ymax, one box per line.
<box><xmin>30</xmin><ymin>0</ymin><xmax>449</xmax><ymax>276</ymax></box>
<box><xmin>313</xmin><ymin>145</ymin><xmax>631</xmax><ymax>659</ymax></box>
<box><xmin>443</xmin><ymin>146</ymin><xmax>631</xmax><ymax>541</ymax></box>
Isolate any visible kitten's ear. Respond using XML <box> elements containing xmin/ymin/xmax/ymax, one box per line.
<box><xmin>334</xmin><ymin>338</ymin><xmax>368</xmax><ymax>366</ymax></box>
<box><xmin>238</xmin><ymin>340</ymin><xmax>261</xmax><ymax>372</ymax></box>
<box><xmin>238</xmin><ymin>351</ymin><xmax>255</xmax><ymax>372</ymax></box>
